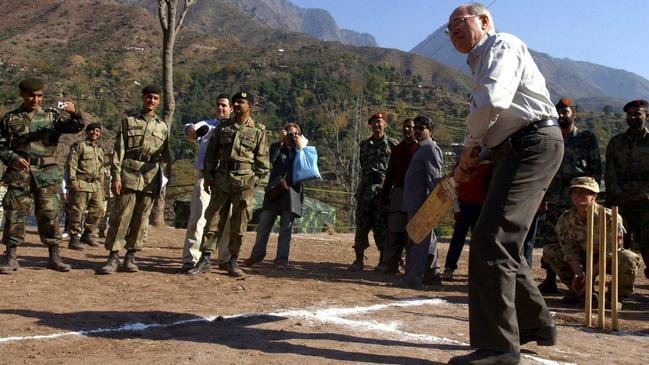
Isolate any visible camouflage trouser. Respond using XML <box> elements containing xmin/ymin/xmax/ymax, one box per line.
<box><xmin>353</xmin><ymin>185</ymin><xmax>388</xmax><ymax>254</ymax></box>
<box><xmin>199</xmin><ymin>184</ymin><xmax>253</xmax><ymax>259</ymax></box>
<box><xmin>619</xmin><ymin>206</ymin><xmax>649</xmax><ymax>270</ymax></box>
<box><xmin>2</xmin><ymin>183</ymin><xmax>61</xmax><ymax>247</ymax></box>
<box><xmin>542</xmin><ymin>243</ymin><xmax>641</xmax><ymax>297</ymax></box>
<box><xmin>98</xmin><ymin>197</ymin><xmax>114</xmax><ymax>235</ymax></box>
<box><xmin>105</xmin><ymin>188</ymin><xmax>154</xmax><ymax>252</ymax></box>
<box><xmin>68</xmin><ymin>190</ymin><xmax>105</xmax><ymax>237</ymax></box>
<box><xmin>0</xmin><ymin>185</ymin><xmax>7</xmax><ymax>226</ymax></box>
<box><xmin>536</xmin><ymin>204</ymin><xmax>569</xmax><ymax>246</ymax></box>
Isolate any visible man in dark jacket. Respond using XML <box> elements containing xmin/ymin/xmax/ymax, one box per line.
<box><xmin>243</xmin><ymin>123</ymin><xmax>304</xmax><ymax>269</ymax></box>
<box><xmin>402</xmin><ymin>116</ymin><xmax>444</xmax><ymax>288</ymax></box>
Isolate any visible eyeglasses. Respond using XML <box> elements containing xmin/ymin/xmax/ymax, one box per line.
<box><xmin>445</xmin><ymin>15</ymin><xmax>479</xmax><ymax>34</ymax></box>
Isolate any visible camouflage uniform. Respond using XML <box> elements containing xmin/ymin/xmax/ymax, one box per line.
<box><xmin>0</xmin><ymin>104</ymin><xmax>84</xmax><ymax>247</ymax></box>
<box><xmin>605</xmin><ymin>127</ymin><xmax>649</xmax><ymax>271</ymax></box>
<box><xmin>198</xmin><ymin>116</ymin><xmax>269</xmax><ymax>258</ymax></box>
<box><xmin>543</xmin><ymin>204</ymin><xmax>640</xmax><ymax>296</ymax></box>
<box><xmin>105</xmin><ymin>114</ymin><xmax>170</xmax><ymax>252</ymax></box>
<box><xmin>538</xmin><ymin>127</ymin><xmax>602</xmax><ymax>246</ymax></box>
<box><xmin>353</xmin><ymin>135</ymin><xmax>397</xmax><ymax>258</ymax></box>
<box><xmin>66</xmin><ymin>139</ymin><xmax>105</xmax><ymax>239</ymax></box>
<box><xmin>97</xmin><ymin>160</ymin><xmax>113</xmax><ymax>237</ymax></box>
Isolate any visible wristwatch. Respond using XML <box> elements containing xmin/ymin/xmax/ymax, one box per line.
<box><xmin>574</xmin><ymin>265</ymin><xmax>584</xmax><ymax>278</ymax></box>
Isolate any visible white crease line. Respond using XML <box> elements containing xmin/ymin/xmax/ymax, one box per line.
<box><xmin>0</xmin><ymin>299</ymin><xmax>586</xmax><ymax>364</ymax></box>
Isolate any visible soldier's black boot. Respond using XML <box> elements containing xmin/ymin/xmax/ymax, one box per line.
<box><xmin>68</xmin><ymin>235</ymin><xmax>85</xmax><ymax>250</ymax></box>
<box><xmin>47</xmin><ymin>245</ymin><xmax>72</xmax><ymax>272</ymax></box>
<box><xmin>80</xmin><ymin>232</ymin><xmax>101</xmax><ymax>247</ymax></box>
<box><xmin>0</xmin><ymin>246</ymin><xmax>19</xmax><ymax>274</ymax></box>
<box><xmin>122</xmin><ymin>250</ymin><xmax>139</xmax><ymax>272</ymax></box>
<box><xmin>227</xmin><ymin>257</ymin><xmax>244</xmax><ymax>277</ymax></box>
<box><xmin>538</xmin><ymin>269</ymin><xmax>558</xmax><ymax>294</ymax></box>
<box><xmin>348</xmin><ymin>249</ymin><xmax>364</xmax><ymax>272</ymax></box>
<box><xmin>187</xmin><ymin>253</ymin><xmax>211</xmax><ymax>276</ymax></box>
<box><xmin>100</xmin><ymin>251</ymin><xmax>121</xmax><ymax>274</ymax></box>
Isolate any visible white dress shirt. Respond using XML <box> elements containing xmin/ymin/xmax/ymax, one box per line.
<box><xmin>184</xmin><ymin>118</ymin><xmax>219</xmax><ymax>170</ymax></box>
<box><xmin>464</xmin><ymin>31</ymin><xmax>557</xmax><ymax>149</ymax></box>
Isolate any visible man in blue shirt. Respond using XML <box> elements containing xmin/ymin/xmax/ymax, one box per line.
<box><xmin>180</xmin><ymin>94</ymin><xmax>233</xmax><ymax>272</ymax></box>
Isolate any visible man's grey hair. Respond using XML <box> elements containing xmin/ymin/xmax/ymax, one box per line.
<box><xmin>465</xmin><ymin>2</ymin><xmax>495</xmax><ymax>32</ymax></box>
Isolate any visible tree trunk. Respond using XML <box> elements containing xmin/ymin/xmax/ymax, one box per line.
<box><xmin>150</xmin><ymin>1</ymin><xmax>178</xmax><ymax>227</ymax></box>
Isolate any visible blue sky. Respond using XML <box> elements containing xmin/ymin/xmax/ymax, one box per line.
<box><xmin>290</xmin><ymin>0</ymin><xmax>649</xmax><ymax>81</ymax></box>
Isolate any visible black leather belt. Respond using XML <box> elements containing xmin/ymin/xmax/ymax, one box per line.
<box><xmin>511</xmin><ymin>119</ymin><xmax>558</xmax><ymax>138</ymax></box>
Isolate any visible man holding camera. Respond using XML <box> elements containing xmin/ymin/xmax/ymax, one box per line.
<box><xmin>0</xmin><ymin>77</ymin><xmax>85</xmax><ymax>273</ymax></box>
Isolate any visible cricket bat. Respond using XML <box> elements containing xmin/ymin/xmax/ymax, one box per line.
<box><xmin>406</xmin><ymin>176</ymin><xmax>457</xmax><ymax>244</ymax></box>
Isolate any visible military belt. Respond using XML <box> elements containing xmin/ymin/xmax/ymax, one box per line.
<box><xmin>78</xmin><ymin>176</ymin><xmax>99</xmax><ymax>183</ymax></box>
<box><xmin>29</xmin><ymin>156</ymin><xmax>57</xmax><ymax>166</ymax></box>
<box><xmin>125</xmin><ymin>153</ymin><xmax>161</xmax><ymax>163</ymax></box>
<box><xmin>218</xmin><ymin>160</ymin><xmax>253</xmax><ymax>171</ymax></box>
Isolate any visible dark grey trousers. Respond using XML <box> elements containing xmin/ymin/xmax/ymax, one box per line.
<box><xmin>468</xmin><ymin>126</ymin><xmax>563</xmax><ymax>352</ymax></box>
<box><xmin>404</xmin><ymin>212</ymin><xmax>439</xmax><ymax>288</ymax></box>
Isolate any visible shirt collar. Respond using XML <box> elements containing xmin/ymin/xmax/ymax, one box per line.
<box><xmin>468</xmin><ymin>31</ymin><xmax>495</xmax><ymax>70</ymax></box>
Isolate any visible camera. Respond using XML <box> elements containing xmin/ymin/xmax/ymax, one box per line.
<box><xmin>57</xmin><ymin>101</ymin><xmax>65</xmax><ymax>109</ymax></box>
<box><xmin>287</xmin><ymin>132</ymin><xmax>296</xmax><ymax>139</ymax></box>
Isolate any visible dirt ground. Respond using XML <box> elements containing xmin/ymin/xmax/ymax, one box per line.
<box><xmin>1</xmin><ymin>227</ymin><xmax>647</xmax><ymax>364</ymax></box>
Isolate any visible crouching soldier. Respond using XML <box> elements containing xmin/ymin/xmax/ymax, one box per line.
<box><xmin>542</xmin><ymin>177</ymin><xmax>640</xmax><ymax>307</ymax></box>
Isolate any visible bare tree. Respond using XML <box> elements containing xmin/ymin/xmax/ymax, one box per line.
<box><xmin>149</xmin><ymin>0</ymin><xmax>196</xmax><ymax>227</ymax></box>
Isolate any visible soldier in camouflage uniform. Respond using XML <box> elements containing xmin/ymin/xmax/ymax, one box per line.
<box><xmin>543</xmin><ymin>177</ymin><xmax>640</xmax><ymax>305</ymax></box>
<box><xmin>188</xmin><ymin>92</ymin><xmax>270</xmax><ymax>277</ymax></box>
<box><xmin>349</xmin><ymin>112</ymin><xmax>398</xmax><ymax>272</ymax></box>
<box><xmin>0</xmin><ymin>77</ymin><xmax>85</xmax><ymax>274</ymax></box>
<box><xmin>65</xmin><ymin>123</ymin><xmax>105</xmax><ymax>250</ymax></box>
<box><xmin>100</xmin><ymin>85</ymin><xmax>171</xmax><ymax>274</ymax></box>
<box><xmin>537</xmin><ymin>98</ymin><xmax>602</xmax><ymax>293</ymax></box>
<box><xmin>605</xmin><ymin>99</ymin><xmax>649</xmax><ymax>280</ymax></box>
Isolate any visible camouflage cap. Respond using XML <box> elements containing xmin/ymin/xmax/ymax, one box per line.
<box><xmin>141</xmin><ymin>85</ymin><xmax>162</xmax><ymax>95</ymax></box>
<box><xmin>623</xmin><ymin>99</ymin><xmax>648</xmax><ymax>112</ymax></box>
<box><xmin>232</xmin><ymin>91</ymin><xmax>254</xmax><ymax>106</ymax></box>
<box><xmin>555</xmin><ymin>98</ymin><xmax>572</xmax><ymax>110</ymax></box>
<box><xmin>368</xmin><ymin>112</ymin><xmax>385</xmax><ymax>124</ymax></box>
<box><xmin>19</xmin><ymin>77</ymin><xmax>46</xmax><ymax>92</ymax></box>
<box><xmin>569</xmin><ymin>176</ymin><xmax>599</xmax><ymax>194</ymax></box>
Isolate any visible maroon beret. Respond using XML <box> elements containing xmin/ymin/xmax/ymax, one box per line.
<box><xmin>368</xmin><ymin>112</ymin><xmax>385</xmax><ymax>124</ymax></box>
<box><xmin>623</xmin><ymin>99</ymin><xmax>649</xmax><ymax>112</ymax></box>
<box><xmin>555</xmin><ymin>98</ymin><xmax>572</xmax><ymax>110</ymax></box>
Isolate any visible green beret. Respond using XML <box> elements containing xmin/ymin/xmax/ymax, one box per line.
<box><xmin>623</xmin><ymin>99</ymin><xmax>648</xmax><ymax>112</ymax></box>
<box><xmin>85</xmin><ymin>122</ymin><xmax>102</xmax><ymax>132</ymax></box>
<box><xmin>141</xmin><ymin>85</ymin><xmax>162</xmax><ymax>95</ymax></box>
<box><xmin>555</xmin><ymin>98</ymin><xmax>572</xmax><ymax>110</ymax></box>
<box><xmin>19</xmin><ymin>77</ymin><xmax>46</xmax><ymax>92</ymax></box>
<box><xmin>231</xmin><ymin>91</ymin><xmax>254</xmax><ymax>106</ymax></box>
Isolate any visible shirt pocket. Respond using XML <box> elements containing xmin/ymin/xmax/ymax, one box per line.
<box><xmin>144</xmin><ymin>126</ymin><xmax>166</xmax><ymax>153</ymax></box>
<box><xmin>126</xmin><ymin>127</ymin><xmax>145</xmax><ymax>150</ymax></box>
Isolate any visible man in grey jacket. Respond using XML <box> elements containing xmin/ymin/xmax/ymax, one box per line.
<box><xmin>402</xmin><ymin>116</ymin><xmax>443</xmax><ymax>288</ymax></box>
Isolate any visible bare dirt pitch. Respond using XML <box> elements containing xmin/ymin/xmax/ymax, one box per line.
<box><xmin>1</xmin><ymin>227</ymin><xmax>647</xmax><ymax>364</ymax></box>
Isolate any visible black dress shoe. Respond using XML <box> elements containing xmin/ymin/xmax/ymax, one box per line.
<box><xmin>520</xmin><ymin>325</ymin><xmax>556</xmax><ymax>346</ymax></box>
<box><xmin>449</xmin><ymin>349</ymin><xmax>521</xmax><ymax>365</ymax></box>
